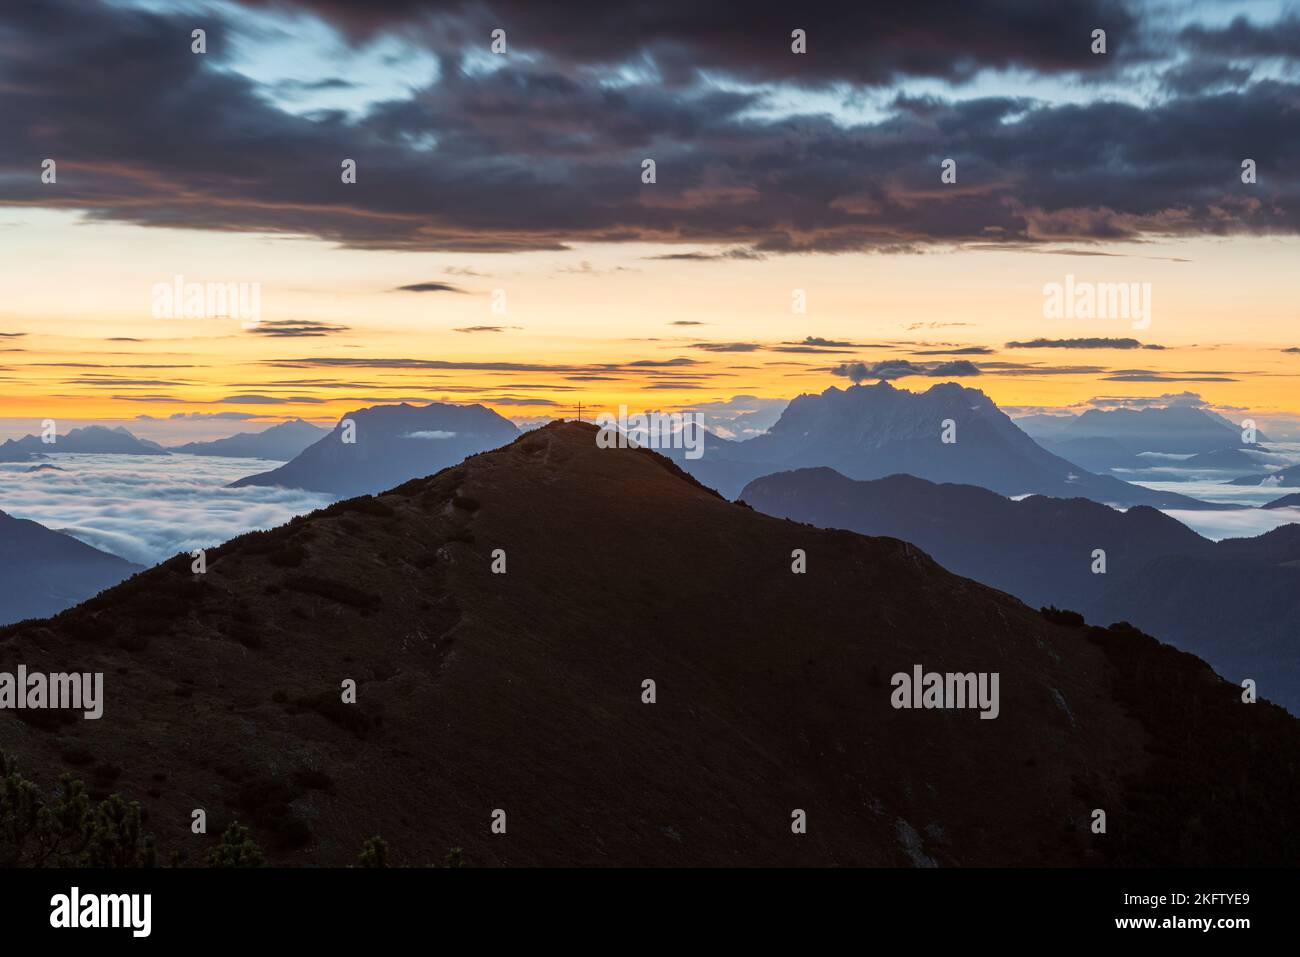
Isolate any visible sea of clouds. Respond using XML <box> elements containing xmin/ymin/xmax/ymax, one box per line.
<box><xmin>1124</xmin><ymin>442</ymin><xmax>1300</xmax><ymax>540</ymax></box>
<box><xmin>3</xmin><ymin>445</ymin><xmax>1297</xmax><ymax>564</ymax></box>
<box><xmin>1160</xmin><ymin>505</ymin><xmax>1300</xmax><ymax>542</ymax></box>
<box><xmin>0</xmin><ymin>453</ymin><xmax>334</xmax><ymax>566</ymax></box>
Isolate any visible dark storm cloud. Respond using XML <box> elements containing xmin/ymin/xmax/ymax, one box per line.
<box><xmin>1</xmin><ymin>1</ymin><xmax>1295</xmax><ymax>254</ymax></box>
<box><xmin>1160</xmin><ymin>60</ymin><xmax>1254</xmax><ymax>96</ymax></box>
<box><xmin>1179</xmin><ymin>15</ymin><xmax>1300</xmax><ymax>60</ymax></box>
<box><xmin>234</xmin><ymin>0</ymin><xmax>1144</xmax><ymax>84</ymax></box>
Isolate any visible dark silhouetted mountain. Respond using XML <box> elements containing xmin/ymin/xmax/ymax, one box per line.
<box><xmin>1263</xmin><ymin>492</ymin><xmax>1300</xmax><ymax>509</ymax></box>
<box><xmin>228</xmin><ymin>402</ymin><xmax>519</xmax><ymax>497</ymax></box>
<box><xmin>170</xmin><ymin>418</ymin><xmax>328</xmax><ymax>461</ymax></box>
<box><xmin>741</xmin><ymin>468</ymin><xmax>1212</xmax><ymax>612</ymax></box>
<box><xmin>665</xmin><ymin>381</ymin><xmax>1219</xmax><ymax>508</ymax></box>
<box><xmin>1231</xmin><ymin>461</ymin><xmax>1300</xmax><ymax>487</ymax></box>
<box><xmin>742</xmin><ymin>468</ymin><xmax>1300</xmax><ymax>712</ymax></box>
<box><xmin>1090</xmin><ymin>553</ymin><xmax>1300</xmax><ymax>712</ymax></box>
<box><xmin>0</xmin><ymin>425</ymin><xmax>167</xmax><ymax>461</ymax></box>
<box><xmin>2</xmin><ymin>422</ymin><xmax>1297</xmax><ymax>867</ymax></box>
<box><xmin>0</xmin><ymin>510</ymin><xmax>142</xmax><ymax>625</ymax></box>
<box><xmin>23</xmin><ymin>464</ymin><xmax>65</xmax><ymax>473</ymax></box>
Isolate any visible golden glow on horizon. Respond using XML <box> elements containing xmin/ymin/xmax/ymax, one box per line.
<box><xmin>2</xmin><ymin>210</ymin><xmax>1298</xmax><ymax>425</ymax></box>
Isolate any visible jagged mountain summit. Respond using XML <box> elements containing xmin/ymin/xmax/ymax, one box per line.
<box><xmin>2</xmin><ymin>422</ymin><xmax>1296</xmax><ymax>867</ymax></box>
<box><xmin>228</xmin><ymin>402</ymin><xmax>520</xmax><ymax>497</ymax></box>
<box><xmin>665</xmin><ymin>381</ymin><xmax>1219</xmax><ymax>508</ymax></box>
<box><xmin>169</xmin><ymin>419</ymin><xmax>328</xmax><ymax>461</ymax></box>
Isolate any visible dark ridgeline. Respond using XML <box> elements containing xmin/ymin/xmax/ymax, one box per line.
<box><xmin>2</xmin><ymin>422</ymin><xmax>1297</xmax><ymax>866</ymax></box>
<box><xmin>661</xmin><ymin>381</ymin><xmax>1224</xmax><ymax>509</ymax></box>
<box><xmin>741</xmin><ymin>468</ymin><xmax>1300</xmax><ymax>713</ymax></box>
<box><xmin>227</xmin><ymin>402</ymin><xmax>520</xmax><ymax>497</ymax></box>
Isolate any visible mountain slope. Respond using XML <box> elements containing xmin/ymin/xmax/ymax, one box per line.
<box><xmin>740</xmin><ymin>469</ymin><xmax>1213</xmax><ymax>610</ymax></box>
<box><xmin>228</xmin><ymin>402</ymin><xmax>520</xmax><ymax>497</ymax></box>
<box><xmin>1090</xmin><ymin>551</ymin><xmax>1300</xmax><ymax>690</ymax></box>
<box><xmin>1263</xmin><ymin>492</ymin><xmax>1300</xmax><ymax>509</ymax></box>
<box><xmin>2</xmin><ymin>422</ymin><xmax>1297</xmax><ymax>867</ymax></box>
<box><xmin>741</xmin><ymin>468</ymin><xmax>1300</xmax><ymax>711</ymax></box>
<box><xmin>666</xmin><ymin>382</ymin><xmax>1219</xmax><ymax>508</ymax></box>
<box><xmin>1231</xmin><ymin>461</ymin><xmax>1300</xmax><ymax>488</ymax></box>
<box><xmin>0</xmin><ymin>510</ymin><xmax>142</xmax><ymax>624</ymax></box>
<box><xmin>170</xmin><ymin>418</ymin><xmax>327</xmax><ymax>460</ymax></box>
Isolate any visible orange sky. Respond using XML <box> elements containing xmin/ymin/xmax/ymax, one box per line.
<box><xmin>2</xmin><ymin>210</ymin><xmax>1298</xmax><ymax>429</ymax></box>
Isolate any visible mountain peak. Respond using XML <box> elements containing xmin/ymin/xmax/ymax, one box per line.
<box><xmin>4</xmin><ymin>421</ymin><xmax>1297</xmax><ymax>866</ymax></box>
<box><xmin>228</xmin><ymin>400</ymin><xmax>520</xmax><ymax>496</ymax></box>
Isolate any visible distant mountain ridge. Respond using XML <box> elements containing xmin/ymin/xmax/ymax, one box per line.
<box><xmin>0</xmin><ymin>510</ymin><xmax>142</xmax><ymax>624</ymax></box>
<box><xmin>663</xmin><ymin>381</ymin><xmax>1221</xmax><ymax>509</ymax></box>
<box><xmin>0</xmin><ymin>425</ymin><xmax>166</xmax><ymax>461</ymax></box>
<box><xmin>1066</xmin><ymin>405</ymin><xmax>1261</xmax><ymax>453</ymax></box>
<box><xmin>1263</xmin><ymin>492</ymin><xmax>1300</xmax><ymax>509</ymax></box>
<box><xmin>228</xmin><ymin>402</ymin><xmax>520</xmax><ymax>497</ymax></box>
<box><xmin>1015</xmin><ymin>405</ymin><xmax>1271</xmax><ymax>475</ymax></box>
<box><xmin>1231</xmin><ymin>462</ymin><xmax>1300</xmax><ymax>488</ymax></box>
<box><xmin>741</xmin><ymin>468</ymin><xmax>1300</xmax><ymax>712</ymax></box>
<box><xmin>169</xmin><ymin>418</ymin><xmax>327</xmax><ymax>461</ymax></box>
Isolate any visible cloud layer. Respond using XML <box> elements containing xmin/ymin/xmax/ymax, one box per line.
<box><xmin>0</xmin><ymin>453</ymin><xmax>333</xmax><ymax>565</ymax></box>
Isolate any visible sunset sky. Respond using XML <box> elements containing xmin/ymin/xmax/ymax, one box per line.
<box><xmin>2</xmin><ymin>0</ymin><xmax>1297</xmax><ymax>441</ymax></box>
